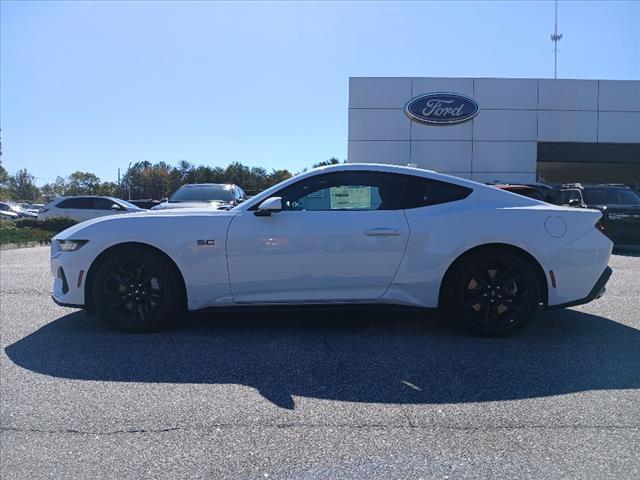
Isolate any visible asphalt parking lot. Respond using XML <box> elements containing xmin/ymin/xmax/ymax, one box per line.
<box><xmin>1</xmin><ymin>246</ymin><xmax>639</xmax><ymax>479</ymax></box>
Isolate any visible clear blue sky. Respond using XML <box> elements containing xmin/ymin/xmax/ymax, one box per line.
<box><xmin>1</xmin><ymin>0</ymin><xmax>638</xmax><ymax>185</ymax></box>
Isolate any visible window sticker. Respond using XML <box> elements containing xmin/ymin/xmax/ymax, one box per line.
<box><xmin>330</xmin><ymin>186</ymin><xmax>372</xmax><ymax>209</ymax></box>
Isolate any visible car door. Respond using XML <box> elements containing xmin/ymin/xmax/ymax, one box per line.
<box><xmin>226</xmin><ymin>171</ymin><xmax>410</xmax><ymax>303</ymax></box>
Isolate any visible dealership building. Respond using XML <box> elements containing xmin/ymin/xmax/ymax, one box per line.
<box><xmin>348</xmin><ymin>77</ymin><xmax>640</xmax><ymax>185</ymax></box>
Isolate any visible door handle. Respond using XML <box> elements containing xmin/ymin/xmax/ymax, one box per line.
<box><xmin>363</xmin><ymin>228</ymin><xmax>402</xmax><ymax>237</ymax></box>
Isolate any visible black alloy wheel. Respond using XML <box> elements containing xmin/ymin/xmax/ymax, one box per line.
<box><xmin>93</xmin><ymin>248</ymin><xmax>183</xmax><ymax>332</ymax></box>
<box><xmin>445</xmin><ymin>250</ymin><xmax>540</xmax><ymax>336</ymax></box>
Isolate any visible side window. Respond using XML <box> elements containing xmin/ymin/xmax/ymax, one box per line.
<box><xmin>401</xmin><ymin>177</ymin><xmax>472</xmax><ymax>209</ymax></box>
<box><xmin>0</xmin><ymin>203</ymin><xmax>10</xmax><ymax>211</ymax></box>
<box><xmin>276</xmin><ymin>172</ymin><xmax>408</xmax><ymax>211</ymax></box>
<box><xmin>92</xmin><ymin>198</ymin><xmax>117</xmax><ymax>210</ymax></box>
<box><xmin>57</xmin><ymin>198</ymin><xmax>93</xmax><ymax>209</ymax></box>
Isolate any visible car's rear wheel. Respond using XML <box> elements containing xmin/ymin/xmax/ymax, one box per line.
<box><xmin>443</xmin><ymin>249</ymin><xmax>540</xmax><ymax>336</ymax></box>
<box><xmin>92</xmin><ymin>248</ymin><xmax>183</xmax><ymax>332</ymax></box>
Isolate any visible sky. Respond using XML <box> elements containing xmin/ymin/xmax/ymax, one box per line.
<box><xmin>1</xmin><ymin>0</ymin><xmax>638</xmax><ymax>186</ymax></box>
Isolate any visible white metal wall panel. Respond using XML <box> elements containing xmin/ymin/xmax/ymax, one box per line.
<box><xmin>598</xmin><ymin>112</ymin><xmax>640</xmax><ymax>143</ymax></box>
<box><xmin>473</xmin><ymin>78</ymin><xmax>538</xmax><ymax>110</ymax></box>
<box><xmin>348</xmin><ymin>109</ymin><xmax>410</xmax><ymax>141</ymax></box>
<box><xmin>348</xmin><ymin>140</ymin><xmax>410</xmax><ymax>166</ymax></box>
<box><xmin>538</xmin><ymin>79</ymin><xmax>598</xmax><ymax>111</ymax></box>
<box><xmin>473</xmin><ymin>110</ymin><xmax>537</xmax><ymax>141</ymax></box>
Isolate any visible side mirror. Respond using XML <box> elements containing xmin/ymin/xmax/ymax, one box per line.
<box><xmin>568</xmin><ymin>199</ymin><xmax>581</xmax><ymax>207</ymax></box>
<box><xmin>111</xmin><ymin>204</ymin><xmax>123</xmax><ymax>210</ymax></box>
<box><xmin>254</xmin><ymin>197</ymin><xmax>282</xmax><ymax>216</ymax></box>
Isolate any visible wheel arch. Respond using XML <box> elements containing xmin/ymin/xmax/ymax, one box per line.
<box><xmin>438</xmin><ymin>243</ymin><xmax>549</xmax><ymax>308</ymax></box>
<box><xmin>84</xmin><ymin>242</ymin><xmax>187</xmax><ymax>313</ymax></box>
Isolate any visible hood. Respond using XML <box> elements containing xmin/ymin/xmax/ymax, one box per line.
<box><xmin>53</xmin><ymin>208</ymin><xmax>237</xmax><ymax>241</ymax></box>
<box><xmin>151</xmin><ymin>201</ymin><xmax>232</xmax><ymax>210</ymax></box>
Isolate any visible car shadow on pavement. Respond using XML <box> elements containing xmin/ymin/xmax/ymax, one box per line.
<box><xmin>5</xmin><ymin>307</ymin><xmax>640</xmax><ymax>409</ymax></box>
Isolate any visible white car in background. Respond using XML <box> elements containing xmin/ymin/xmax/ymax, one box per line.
<box><xmin>0</xmin><ymin>203</ymin><xmax>20</xmax><ymax>220</ymax></box>
<box><xmin>38</xmin><ymin>196</ymin><xmax>143</xmax><ymax>222</ymax></box>
<box><xmin>51</xmin><ymin>164</ymin><xmax>613</xmax><ymax>336</ymax></box>
<box><xmin>0</xmin><ymin>202</ymin><xmax>38</xmax><ymax>219</ymax></box>
<box><xmin>151</xmin><ymin>183</ymin><xmax>246</xmax><ymax>211</ymax></box>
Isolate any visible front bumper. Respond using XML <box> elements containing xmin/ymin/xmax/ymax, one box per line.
<box><xmin>546</xmin><ymin>266</ymin><xmax>612</xmax><ymax>310</ymax></box>
<box><xmin>51</xmin><ymin>241</ymin><xmax>103</xmax><ymax>309</ymax></box>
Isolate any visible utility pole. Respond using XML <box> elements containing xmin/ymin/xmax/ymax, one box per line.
<box><xmin>127</xmin><ymin>162</ymin><xmax>132</xmax><ymax>200</ymax></box>
<box><xmin>550</xmin><ymin>0</ymin><xmax>563</xmax><ymax>79</ymax></box>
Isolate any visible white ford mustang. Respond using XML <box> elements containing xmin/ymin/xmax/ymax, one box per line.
<box><xmin>51</xmin><ymin>164</ymin><xmax>613</xmax><ymax>336</ymax></box>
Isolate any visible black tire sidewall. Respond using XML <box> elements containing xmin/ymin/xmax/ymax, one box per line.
<box><xmin>445</xmin><ymin>250</ymin><xmax>540</xmax><ymax>336</ymax></box>
<box><xmin>92</xmin><ymin>248</ymin><xmax>181</xmax><ymax>332</ymax></box>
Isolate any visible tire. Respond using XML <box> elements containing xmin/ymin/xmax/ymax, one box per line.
<box><xmin>442</xmin><ymin>249</ymin><xmax>540</xmax><ymax>336</ymax></box>
<box><xmin>92</xmin><ymin>247</ymin><xmax>184</xmax><ymax>332</ymax></box>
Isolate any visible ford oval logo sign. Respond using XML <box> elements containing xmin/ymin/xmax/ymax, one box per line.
<box><xmin>404</xmin><ymin>92</ymin><xmax>479</xmax><ymax>125</ymax></box>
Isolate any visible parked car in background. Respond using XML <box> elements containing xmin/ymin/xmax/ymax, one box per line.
<box><xmin>493</xmin><ymin>184</ymin><xmax>546</xmax><ymax>201</ymax></box>
<box><xmin>0</xmin><ymin>202</ymin><xmax>38</xmax><ymax>218</ymax></box>
<box><xmin>38</xmin><ymin>196</ymin><xmax>143</xmax><ymax>222</ymax></box>
<box><xmin>18</xmin><ymin>203</ymin><xmax>45</xmax><ymax>215</ymax></box>
<box><xmin>151</xmin><ymin>183</ymin><xmax>246</xmax><ymax>211</ymax></box>
<box><xmin>548</xmin><ymin>183</ymin><xmax>640</xmax><ymax>245</ymax></box>
<box><xmin>128</xmin><ymin>199</ymin><xmax>162</xmax><ymax>210</ymax></box>
<box><xmin>0</xmin><ymin>203</ymin><xmax>20</xmax><ymax>220</ymax></box>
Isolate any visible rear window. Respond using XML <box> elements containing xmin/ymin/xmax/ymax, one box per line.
<box><xmin>502</xmin><ymin>187</ymin><xmax>544</xmax><ymax>201</ymax></box>
<box><xmin>401</xmin><ymin>177</ymin><xmax>472</xmax><ymax>209</ymax></box>
<box><xmin>583</xmin><ymin>189</ymin><xmax>640</xmax><ymax>205</ymax></box>
<box><xmin>169</xmin><ymin>185</ymin><xmax>234</xmax><ymax>203</ymax></box>
<box><xmin>57</xmin><ymin>198</ymin><xmax>94</xmax><ymax>209</ymax></box>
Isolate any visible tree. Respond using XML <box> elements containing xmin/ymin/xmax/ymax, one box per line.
<box><xmin>65</xmin><ymin>171</ymin><xmax>101</xmax><ymax>195</ymax></box>
<box><xmin>96</xmin><ymin>181</ymin><xmax>119</xmax><ymax>197</ymax></box>
<box><xmin>312</xmin><ymin>157</ymin><xmax>344</xmax><ymax>168</ymax></box>
<box><xmin>0</xmin><ymin>159</ymin><xmax>9</xmax><ymax>200</ymax></box>
<box><xmin>40</xmin><ymin>176</ymin><xmax>68</xmax><ymax>200</ymax></box>
<box><xmin>8</xmin><ymin>168</ymin><xmax>40</xmax><ymax>201</ymax></box>
<box><xmin>266</xmin><ymin>169</ymin><xmax>292</xmax><ymax>188</ymax></box>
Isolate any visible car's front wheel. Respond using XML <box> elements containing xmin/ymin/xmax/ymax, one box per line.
<box><xmin>443</xmin><ymin>249</ymin><xmax>540</xmax><ymax>336</ymax></box>
<box><xmin>92</xmin><ymin>247</ymin><xmax>184</xmax><ymax>332</ymax></box>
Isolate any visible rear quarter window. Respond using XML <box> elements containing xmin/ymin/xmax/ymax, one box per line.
<box><xmin>402</xmin><ymin>177</ymin><xmax>472</xmax><ymax>209</ymax></box>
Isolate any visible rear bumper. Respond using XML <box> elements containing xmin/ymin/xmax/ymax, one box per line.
<box><xmin>546</xmin><ymin>266</ymin><xmax>612</xmax><ymax>310</ymax></box>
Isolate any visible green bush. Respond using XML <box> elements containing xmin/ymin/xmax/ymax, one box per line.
<box><xmin>0</xmin><ymin>218</ymin><xmax>17</xmax><ymax>230</ymax></box>
<box><xmin>13</xmin><ymin>217</ymin><xmax>39</xmax><ymax>229</ymax></box>
<box><xmin>1</xmin><ymin>227</ymin><xmax>52</xmax><ymax>245</ymax></box>
<box><xmin>15</xmin><ymin>216</ymin><xmax>78</xmax><ymax>233</ymax></box>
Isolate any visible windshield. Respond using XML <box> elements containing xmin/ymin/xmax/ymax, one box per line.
<box><xmin>169</xmin><ymin>185</ymin><xmax>234</xmax><ymax>203</ymax></box>
<box><xmin>116</xmin><ymin>199</ymin><xmax>143</xmax><ymax>210</ymax></box>
<box><xmin>583</xmin><ymin>189</ymin><xmax>640</xmax><ymax>205</ymax></box>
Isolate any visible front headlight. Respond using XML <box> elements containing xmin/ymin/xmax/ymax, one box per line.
<box><xmin>58</xmin><ymin>240</ymin><xmax>88</xmax><ymax>252</ymax></box>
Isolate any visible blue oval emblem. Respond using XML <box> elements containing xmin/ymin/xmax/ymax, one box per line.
<box><xmin>405</xmin><ymin>92</ymin><xmax>479</xmax><ymax>125</ymax></box>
